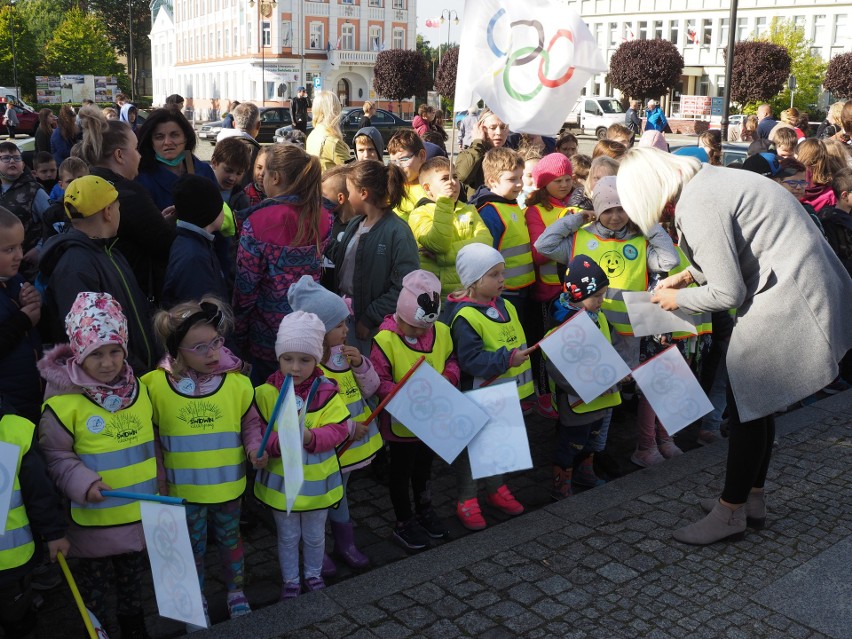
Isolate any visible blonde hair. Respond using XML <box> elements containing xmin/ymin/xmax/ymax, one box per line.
<box><xmin>828</xmin><ymin>101</ymin><xmax>845</xmax><ymax>126</ymax></box>
<box><xmin>311</xmin><ymin>90</ymin><xmax>344</xmax><ymax>141</ymax></box>
<box><xmin>771</xmin><ymin>127</ymin><xmax>798</xmax><ymax>153</ymax></box>
<box><xmin>152</xmin><ymin>296</ymin><xmax>234</xmax><ymax>375</ymax></box>
<box><xmin>823</xmin><ymin>138</ymin><xmax>851</xmax><ymax>172</ymax></box>
<box><xmin>616</xmin><ymin>148</ymin><xmax>702</xmax><ymax>236</ymax></box>
<box><xmin>482</xmin><ymin>147</ymin><xmax>523</xmax><ymax>184</ymax></box>
<box><xmin>796</xmin><ymin>138</ymin><xmax>832</xmax><ymax>185</ymax></box>
<box><xmin>264</xmin><ymin>144</ymin><xmax>323</xmax><ymax>247</ymax></box>
<box><xmin>584</xmin><ymin>155</ymin><xmax>620</xmax><ymax>197</ymax></box>
<box><xmin>779</xmin><ymin>107</ymin><xmax>800</xmax><ymax>126</ymax></box>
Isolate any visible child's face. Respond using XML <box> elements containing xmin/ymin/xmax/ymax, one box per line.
<box><xmin>390</xmin><ymin>149</ymin><xmax>425</xmax><ymax>183</ymax></box>
<box><xmin>778</xmin><ymin>171</ymin><xmax>808</xmax><ymax>199</ymax></box>
<box><xmin>522</xmin><ymin>159</ymin><xmax>539</xmax><ymax>190</ymax></box>
<box><xmin>212</xmin><ymin>160</ymin><xmax>245</xmax><ymax>192</ymax></box>
<box><xmin>346</xmin><ymin>178</ymin><xmax>368</xmax><ymax>215</ymax></box>
<box><xmin>488</xmin><ymin>167</ymin><xmax>524</xmax><ymax>201</ymax></box>
<box><xmin>557</xmin><ymin>140</ymin><xmax>578</xmax><ymax>157</ymax></box>
<box><xmin>422</xmin><ymin>168</ymin><xmax>460</xmax><ymax>202</ymax></box>
<box><xmin>473</xmin><ymin>263</ymin><xmax>505</xmax><ymax>300</ymax></box>
<box><xmin>81</xmin><ymin>343</ymin><xmax>126</xmax><ymax>384</ymax></box>
<box><xmin>546</xmin><ymin>174</ymin><xmax>574</xmax><ymax>201</ymax></box>
<box><xmin>0</xmin><ymin>150</ymin><xmax>24</xmax><ymax>181</ymax></box>
<box><xmin>597</xmin><ymin>206</ymin><xmax>629</xmax><ymax>231</ymax></box>
<box><xmin>178</xmin><ymin>323</ymin><xmax>224</xmax><ymax>374</ymax></box>
<box><xmin>0</xmin><ymin>222</ymin><xmax>24</xmax><ymax>278</ymax></box>
<box><xmin>58</xmin><ymin>170</ymin><xmax>79</xmax><ymax>190</ymax></box>
<box><xmin>278</xmin><ymin>352</ymin><xmax>317</xmax><ymax>386</ymax></box>
<box><xmin>397</xmin><ymin>317</ymin><xmax>429</xmax><ymax>339</ymax></box>
<box><xmin>355</xmin><ymin>137</ymin><xmax>379</xmax><ymax>161</ymax></box>
<box><xmin>579</xmin><ymin>287</ymin><xmax>607</xmax><ymax>313</ymax></box>
<box><xmin>36</xmin><ymin>161</ymin><xmax>58</xmax><ymax>182</ymax></box>
<box><xmin>588</xmin><ymin>166</ymin><xmax>615</xmax><ymax>195</ymax></box>
<box><xmin>326</xmin><ymin>320</ymin><xmax>348</xmax><ymax>348</ymax></box>
<box><xmin>253</xmin><ymin>154</ymin><xmax>267</xmax><ymax>186</ymax></box>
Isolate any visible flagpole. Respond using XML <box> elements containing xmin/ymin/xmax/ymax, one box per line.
<box><xmin>57</xmin><ymin>553</ymin><xmax>99</xmax><ymax>639</ymax></box>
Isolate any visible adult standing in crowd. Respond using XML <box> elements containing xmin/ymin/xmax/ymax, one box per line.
<box><xmin>756</xmin><ymin>103</ymin><xmax>777</xmax><ymax>140</ymax></box>
<box><xmin>625</xmin><ymin>99</ymin><xmax>642</xmax><ymax>139</ymax></box>
<box><xmin>3</xmin><ymin>104</ymin><xmax>19</xmax><ymax>140</ymax></box>
<box><xmin>291</xmin><ymin>87</ymin><xmax>310</xmax><ymax>133</ymax></box>
<box><xmin>35</xmin><ymin>109</ymin><xmax>55</xmax><ymax>155</ymax></box>
<box><xmin>458</xmin><ymin>106</ymin><xmax>480</xmax><ymax>151</ymax></box>
<box><xmin>617</xmin><ymin>148</ymin><xmax>852</xmax><ymax>546</ymax></box>
<box><xmin>306</xmin><ymin>90</ymin><xmax>349</xmax><ymax>172</ymax></box>
<box><xmin>644</xmin><ymin>100</ymin><xmax>668</xmax><ymax>132</ymax></box>
<box><xmin>816</xmin><ymin>102</ymin><xmax>844</xmax><ymax>140</ymax></box>
<box><xmin>455</xmin><ymin>108</ymin><xmax>511</xmax><ymax>199</ymax></box>
<box><xmin>50</xmin><ymin>105</ymin><xmax>79</xmax><ymax>164</ymax></box>
<box><xmin>165</xmin><ymin>94</ymin><xmax>185</xmax><ymax>111</ymax></box>
<box><xmin>361</xmin><ymin>100</ymin><xmax>376</xmax><ymax>128</ymax></box>
<box><xmin>222</xmin><ymin>100</ymin><xmax>240</xmax><ymax>129</ymax></box>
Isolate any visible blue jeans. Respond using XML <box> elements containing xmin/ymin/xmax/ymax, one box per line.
<box><xmin>701</xmin><ymin>345</ymin><xmax>729</xmax><ymax>433</ymax></box>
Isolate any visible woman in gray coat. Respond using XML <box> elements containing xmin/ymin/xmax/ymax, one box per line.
<box><xmin>617</xmin><ymin>148</ymin><xmax>852</xmax><ymax>545</ymax></box>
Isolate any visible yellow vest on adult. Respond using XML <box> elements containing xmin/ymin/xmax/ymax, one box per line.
<box><xmin>479</xmin><ymin>201</ymin><xmax>535</xmax><ymax>290</ymax></box>
<box><xmin>44</xmin><ymin>387</ymin><xmax>157</xmax><ymax>527</ymax></box>
<box><xmin>373</xmin><ymin>323</ymin><xmax>454</xmax><ymax>439</ymax></box>
<box><xmin>545</xmin><ymin>310</ymin><xmax>622</xmax><ymax>413</ymax></box>
<box><xmin>452</xmin><ymin>300</ymin><xmax>534</xmax><ymax>400</ymax></box>
<box><xmin>253</xmin><ymin>381</ymin><xmax>347</xmax><ymax>511</ymax></box>
<box><xmin>320</xmin><ymin>361</ymin><xmax>383</xmax><ymax>469</ymax></box>
<box><xmin>141</xmin><ymin>370</ymin><xmax>254</xmax><ymax>503</ymax></box>
<box><xmin>668</xmin><ymin>246</ymin><xmax>713</xmax><ymax>339</ymax></box>
<box><xmin>0</xmin><ymin>415</ymin><xmax>36</xmax><ymax>570</ymax></box>
<box><xmin>573</xmin><ymin>225</ymin><xmax>648</xmax><ymax>336</ymax></box>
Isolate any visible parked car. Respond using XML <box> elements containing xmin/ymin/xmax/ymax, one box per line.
<box><xmin>273</xmin><ymin>107</ymin><xmax>409</xmax><ymax>151</ymax></box>
<box><xmin>198</xmin><ymin>107</ymin><xmax>299</xmax><ymax>144</ymax></box>
<box><xmin>0</xmin><ymin>98</ymin><xmax>38</xmax><ymax>136</ymax></box>
<box><xmin>561</xmin><ymin>96</ymin><xmax>627</xmax><ymax>139</ymax></box>
<box><xmin>668</xmin><ymin>141</ymin><xmax>750</xmax><ymax>167</ymax></box>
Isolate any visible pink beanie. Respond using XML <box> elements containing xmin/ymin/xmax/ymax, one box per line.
<box><xmin>638</xmin><ymin>130</ymin><xmax>669</xmax><ymax>152</ymax></box>
<box><xmin>396</xmin><ymin>270</ymin><xmax>442</xmax><ymax>328</ymax></box>
<box><xmin>275</xmin><ymin>311</ymin><xmax>326</xmax><ymax>361</ymax></box>
<box><xmin>532</xmin><ymin>153</ymin><xmax>573</xmax><ymax>189</ymax></box>
<box><xmin>64</xmin><ymin>292</ymin><xmax>128</xmax><ymax>364</ymax></box>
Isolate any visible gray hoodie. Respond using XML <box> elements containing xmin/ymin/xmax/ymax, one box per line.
<box><xmin>353</xmin><ymin>126</ymin><xmax>384</xmax><ymax>158</ymax></box>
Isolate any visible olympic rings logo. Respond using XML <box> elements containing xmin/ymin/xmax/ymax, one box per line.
<box><xmin>486</xmin><ymin>8</ymin><xmax>576</xmax><ymax>102</ymax></box>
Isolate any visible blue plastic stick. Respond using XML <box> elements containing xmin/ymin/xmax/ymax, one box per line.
<box><xmin>299</xmin><ymin>378</ymin><xmax>321</xmax><ymax>428</ymax></box>
<box><xmin>257</xmin><ymin>374</ymin><xmax>292</xmax><ymax>459</ymax></box>
<box><xmin>101</xmin><ymin>490</ymin><xmax>186</xmax><ymax>505</ymax></box>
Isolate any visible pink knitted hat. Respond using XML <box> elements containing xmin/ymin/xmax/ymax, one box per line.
<box><xmin>532</xmin><ymin>152</ymin><xmax>573</xmax><ymax>189</ymax></box>
<box><xmin>64</xmin><ymin>292</ymin><xmax>128</xmax><ymax>364</ymax></box>
<box><xmin>397</xmin><ymin>270</ymin><xmax>442</xmax><ymax>328</ymax></box>
<box><xmin>275</xmin><ymin>311</ymin><xmax>326</xmax><ymax>361</ymax></box>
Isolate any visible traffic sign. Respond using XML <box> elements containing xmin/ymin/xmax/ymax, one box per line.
<box><xmin>313</xmin><ymin>76</ymin><xmax>322</xmax><ymax>91</ymax></box>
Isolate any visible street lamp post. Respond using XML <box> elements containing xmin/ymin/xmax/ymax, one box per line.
<box><xmin>249</xmin><ymin>0</ymin><xmax>277</xmax><ymax>106</ymax></box>
<box><xmin>439</xmin><ymin>9</ymin><xmax>459</xmax><ymax>70</ymax></box>
<box><xmin>9</xmin><ymin>0</ymin><xmax>19</xmax><ymax>101</ymax></box>
<box><xmin>128</xmin><ymin>0</ymin><xmax>134</xmax><ymax>101</ymax></box>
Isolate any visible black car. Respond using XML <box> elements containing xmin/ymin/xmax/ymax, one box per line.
<box><xmin>199</xmin><ymin>107</ymin><xmax>298</xmax><ymax>145</ymax></box>
<box><xmin>273</xmin><ymin>107</ymin><xmax>409</xmax><ymax>151</ymax></box>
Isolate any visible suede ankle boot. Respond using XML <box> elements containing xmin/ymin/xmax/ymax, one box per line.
<box><xmin>673</xmin><ymin>502</ymin><xmax>746</xmax><ymax>545</ymax></box>
<box><xmin>699</xmin><ymin>491</ymin><xmax>766</xmax><ymax>529</ymax></box>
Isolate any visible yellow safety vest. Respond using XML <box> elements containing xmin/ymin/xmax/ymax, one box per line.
<box><xmin>373</xmin><ymin>323</ymin><xmax>454</xmax><ymax>439</ymax></box>
<box><xmin>529</xmin><ymin>204</ymin><xmax>571</xmax><ymax>286</ymax></box>
<box><xmin>573</xmin><ymin>225</ymin><xmax>648</xmax><ymax>336</ymax></box>
<box><xmin>320</xmin><ymin>362</ymin><xmax>383</xmax><ymax>469</ymax></box>
<box><xmin>479</xmin><ymin>201</ymin><xmax>534</xmax><ymax>290</ymax></box>
<box><xmin>545</xmin><ymin>311</ymin><xmax>622</xmax><ymax>413</ymax></box>
<box><xmin>0</xmin><ymin>415</ymin><xmax>36</xmax><ymax>570</ymax></box>
<box><xmin>668</xmin><ymin>246</ymin><xmax>713</xmax><ymax>339</ymax></box>
<box><xmin>253</xmin><ymin>380</ymin><xmax>347</xmax><ymax>512</ymax></box>
<box><xmin>44</xmin><ymin>386</ymin><xmax>157</xmax><ymax>528</ymax></box>
<box><xmin>141</xmin><ymin>370</ymin><xmax>254</xmax><ymax>503</ymax></box>
<box><xmin>452</xmin><ymin>300</ymin><xmax>535</xmax><ymax>400</ymax></box>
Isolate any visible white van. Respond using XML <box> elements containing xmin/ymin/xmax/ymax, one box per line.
<box><xmin>561</xmin><ymin>96</ymin><xmax>628</xmax><ymax>140</ymax></box>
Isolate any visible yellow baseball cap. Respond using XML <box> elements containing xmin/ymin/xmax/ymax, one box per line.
<box><xmin>64</xmin><ymin>175</ymin><xmax>119</xmax><ymax>219</ymax></box>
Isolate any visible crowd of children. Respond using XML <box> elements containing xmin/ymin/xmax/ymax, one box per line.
<box><xmin>2</xmin><ymin>99</ymin><xmax>851</xmax><ymax>639</ymax></box>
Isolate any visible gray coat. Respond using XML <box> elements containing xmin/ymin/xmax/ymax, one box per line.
<box><xmin>675</xmin><ymin>165</ymin><xmax>852</xmax><ymax>421</ymax></box>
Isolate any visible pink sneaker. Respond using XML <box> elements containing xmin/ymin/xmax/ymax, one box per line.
<box><xmin>456</xmin><ymin>498</ymin><xmax>487</xmax><ymax>530</ymax></box>
<box><xmin>535</xmin><ymin>394</ymin><xmax>559</xmax><ymax>420</ymax></box>
<box><xmin>486</xmin><ymin>485</ymin><xmax>524</xmax><ymax>516</ymax></box>
<box><xmin>631</xmin><ymin>447</ymin><xmax>665</xmax><ymax>468</ymax></box>
<box><xmin>658</xmin><ymin>439</ymin><xmax>684</xmax><ymax>459</ymax></box>
<box><xmin>280</xmin><ymin>582</ymin><xmax>300</xmax><ymax>600</ymax></box>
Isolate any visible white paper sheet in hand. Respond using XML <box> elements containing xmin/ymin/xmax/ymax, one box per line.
<box><xmin>622</xmin><ymin>291</ymin><xmax>698</xmax><ymax>337</ymax></box>
<box><xmin>538</xmin><ymin>310</ymin><xmax>632</xmax><ymax>404</ymax></box>
<box><xmin>385</xmin><ymin>363</ymin><xmax>489</xmax><ymax>464</ymax></box>
<box><xmin>278</xmin><ymin>382</ymin><xmax>304</xmax><ymax>514</ymax></box>
<box><xmin>465</xmin><ymin>384</ymin><xmax>532</xmax><ymax>480</ymax></box>
<box><xmin>141</xmin><ymin>502</ymin><xmax>207</xmax><ymax>628</ymax></box>
<box><xmin>0</xmin><ymin>441</ymin><xmax>20</xmax><ymax>535</ymax></box>
<box><xmin>632</xmin><ymin>346</ymin><xmax>713</xmax><ymax>435</ymax></box>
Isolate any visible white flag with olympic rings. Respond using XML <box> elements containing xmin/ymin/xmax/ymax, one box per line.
<box><xmin>454</xmin><ymin>0</ymin><xmax>607</xmax><ymax>136</ymax></box>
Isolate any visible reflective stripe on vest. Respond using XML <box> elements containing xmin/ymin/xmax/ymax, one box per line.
<box><xmin>668</xmin><ymin>246</ymin><xmax>713</xmax><ymax>339</ymax></box>
<box><xmin>572</xmin><ymin>226</ymin><xmax>648</xmax><ymax>336</ymax></box>
<box><xmin>0</xmin><ymin>415</ymin><xmax>35</xmax><ymax>570</ymax></box>
<box><xmin>320</xmin><ymin>364</ymin><xmax>383</xmax><ymax>470</ymax></box>
<box><xmin>481</xmin><ymin>201</ymin><xmax>534</xmax><ymax>290</ymax></box>
<box><xmin>545</xmin><ymin>311</ymin><xmax>622</xmax><ymax>414</ymax></box>
<box><xmin>452</xmin><ymin>300</ymin><xmax>534</xmax><ymax>400</ymax></box>
<box><xmin>373</xmin><ymin>323</ymin><xmax>454</xmax><ymax>439</ymax></box>
<box><xmin>44</xmin><ymin>386</ymin><xmax>157</xmax><ymax>527</ymax></box>
<box><xmin>253</xmin><ymin>381</ymin><xmax>347</xmax><ymax>512</ymax></box>
<box><xmin>531</xmin><ymin>204</ymin><xmax>568</xmax><ymax>286</ymax></box>
<box><xmin>141</xmin><ymin>370</ymin><xmax>253</xmax><ymax>504</ymax></box>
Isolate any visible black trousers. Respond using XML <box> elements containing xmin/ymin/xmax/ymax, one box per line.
<box><xmin>388</xmin><ymin>440</ymin><xmax>434</xmax><ymax>523</ymax></box>
<box><xmin>721</xmin><ymin>387</ymin><xmax>775</xmax><ymax>504</ymax></box>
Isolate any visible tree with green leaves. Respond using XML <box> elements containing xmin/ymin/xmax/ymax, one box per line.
<box><xmin>89</xmin><ymin>0</ymin><xmax>151</xmax><ymax>97</ymax></box>
<box><xmin>825</xmin><ymin>52</ymin><xmax>852</xmax><ymax>99</ymax></box>
<box><xmin>15</xmin><ymin>0</ymin><xmax>82</xmax><ymax>53</ymax></box>
<box><xmin>43</xmin><ymin>8</ymin><xmax>123</xmax><ymax>77</ymax></box>
<box><xmin>372</xmin><ymin>49</ymin><xmax>432</xmax><ymax>116</ymax></box>
<box><xmin>607</xmin><ymin>40</ymin><xmax>684</xmax><ymax>102</ymax></box>
<box><xmin>0</xmin><ymin>7</ymin><xmax>40</xmax><ymax>97</ymax></box>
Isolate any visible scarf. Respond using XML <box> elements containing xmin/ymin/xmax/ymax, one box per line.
<box><xmin>67</xmin><ymin>360</ymin><xmax>138</xmax><ymax>412</ymax></box>
<box><xmin>160</xmin><ymin>346</ymin><xmax>246</xmax><ymax>395</ymax></box>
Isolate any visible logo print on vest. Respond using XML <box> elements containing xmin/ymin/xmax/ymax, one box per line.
<box><xmin>332</xmin><ymin>352</ymin><xmax>347</xmax><ymax>368</ymax></box>
<box><xmin>586</xmin><ymin>239</ymin><xmax>599</xmax><ymax>251</ymax></box>
<box><xmin>295</xmin><ymin>396</ymin><xmax>304</xmax><ymax>411</ymax></box>
<box><xmin>87</xmin><ymin>415</ymin><xmax>106</xmax><ymax>434</ymax></box>
<box><xmin>102</xmin><ymin>395</ymin><xmax>122</xmax><ymax>413</ymax></box>
<box><xmin>499</xmin><ymin>325</ymin><xmax>519</xmax><ymax>346</ymax></box>
<box><xmin>623</xmin><ymin>245</ymin><xmax>639</xmax><ymax>261</ymax></box>
<box><xmin>177</xmin><ymin>401</ymin><xmax>223</xmax><ymax>431</ymax></box>
<box><xmin>177</xmin><ymin>378</ymin><xmax>196</xmax><ymax>394</ymax></box>
<box><xmin>600</xmin><ymin>250</ymin><xmax>625</xmax><ymax>278</ymax></box>
<box><xmin>104</xmin><ymin>412</ymin><xmax>142</xmax><ymax>444</ymax></box>
<box><xmin>486</xmin><ymin>307</ymin><xmax>500</xmax><ymax>319</ymax></box>
<box><xmin>404</xmin><ymin>335</ymin><xmax>418</xmax><ymax>345</ymax></box>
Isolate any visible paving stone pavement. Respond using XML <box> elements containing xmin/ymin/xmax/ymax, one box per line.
<box><xmin>27</xmin><ymin>390</ymin><xmax>851</xmax><ymax>638</ymax></box>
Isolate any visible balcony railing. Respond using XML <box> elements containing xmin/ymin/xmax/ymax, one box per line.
<box><xmin>330</xmin><ymin>49</ymin><xmax>378</xmax><ymax>66</ymax></box>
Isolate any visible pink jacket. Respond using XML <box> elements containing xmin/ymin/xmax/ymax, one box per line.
<box><xmin>412</xmin><ymin>115</ymin><xmax>430</xmax><ymax>137</ymax></box>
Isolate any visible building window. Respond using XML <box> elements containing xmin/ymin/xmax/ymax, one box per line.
<box><xmin>369</xmin><ymin>25</ymin><xmax>383</xmax><ymax>51</ymax></box>
<box><xmin>341</xmin><ymin>23</ymin><xmax>354</xmax><ymax>50</ymax></box>
<box><xmin>669</xmin><ymin>19</ymin><xmax>679</xmax><ymax>45</ymax></box>
<box><xmin>217</xmin><ymin>30</ymin><xmax>222</xmax><ymax>55</ymax></box>
<box><xmin>812</xmin><ymin>15</ymin><xmax>826</xmax><ymax>42</ymax></box>
<box><xmin>593</xmin><ymin>22</ymin><xmax>602</xmax><ymax>45</ymax></box>
<box><xmin>719</xmin><ymin>18</ymin><xmax>729</xmax><ymax>46</ymax></box>
<box><xmin>736</xmin><ymin>17</ymin><xmax>748</xmax><ymax>41</ymax></box>
<box><xmin>701</xmin><ymin>18</ymin><xmax>711</xmax><ymax>45</ymax></box>
<box><xmin>262</xmin><ymin>21</ymin><xmax>271</xmax><ymax>47</ymax></box>
<box><xmin>234</xmin><ymin>30</ymin><xmax>238</xmax><ymax>53</ymax></box>
<box><xmin>653</xmin><ymin>20</ymin><xmax>662</xmax><ymax>40</ymax></box>
<box><xmin>638</xmin><ymin>21</ymin><xmax>647</xmax><ymax>40</ymax></box>
<box><xmin>368</xmin><ymin>0</ymin><xmax>382</xmax><ymax>6</ymax></box>
<box><xmin>793</xmin><ymin>15</ymin><xmax>805</xmax><ymax>31</ymax></box>
<box><xmin>833</xmin><ymin>14</ymin><xmax>846</xmax><ymax>45</ymax></box>
<box><xmin>309</xmin><ymin>22</ymin><xmax>324</xmax><ymax>49</ymax></box>
<box><xmin>392</xmin><ymin>27</ymin><xmax>404</xmax><ymax>49</ymax></box>
<box><xmin>225</xmin><ymin>28</ymin><xmax>230</xmax><ymax>54</ymax></box>
<box><xmin>698</xmin><ymin>74</ymin><xmax>710</xmax><ymax>96</ymax></box>
<box><xmin>608</xmin><ymin>21</ymin><xmax>619</xmax><ymax>46</ymax></box>
<box><xmin>281</xmin><ymin>20</ymin><xmax>292</xmax><ymax>48</ymax></box>
<box><xmin>392</xmin><ymin>0</ymin><xmax>404</xmax><ymax>9</ymax></box>
<box><xmin>715</xmin><ymin>74</ymin><xmax>725</xmax><ymax>97</ymax></box>
<box><xmin>686</xmin><ymin>19</ymin><xmax>698</xmax><ymax>45</ymax></box>
<box><xmin>755</xmin><ymin>17</ymin><xmax>767</xmax><ymax>38</ymax></box>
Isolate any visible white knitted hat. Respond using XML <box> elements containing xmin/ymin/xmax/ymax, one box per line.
<box><xmin>274</xmin><ymin>311</ymin><xmax>326</xmax><ymax>361</ymax></box>
<box><xmin>456</xmin><ymin>243</ymin><xmax>505</xmax><ymax>289</ymax></box>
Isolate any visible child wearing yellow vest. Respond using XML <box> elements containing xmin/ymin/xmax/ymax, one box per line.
<box><xmin>38</xmin><ymin>292</ymin><xmax>160</xmax><ymax>637</ymax></box>
<box><xmin>0</xmin><ymin>404</ymin><xmax>69</xmax><ymax>638</ymax></box>
<box><xmin>387</xmin><ymin>130</ymin><xmax>428</xmax><ymax>223</ymax></box>
<box><xmin>371</xmin><ymin>270</ymin><xmax>459</xmax><ymax>551</ymax></box>
<box><xmin>143</xmin><ymin>297</ymin><xmax>261</xmax><ymax>628</ymax></box>
<box><xmin>544</xmin><ymin>255</ymin><xmax>622</xmax><ymax>500</ymax></box>
<box><xmin>250</xmin><ymin>311</ymin><xmax>350</xmax><ymax>598</ymax></box>
<box><xmin>288</xmin><ymin>275</ymin><xmax>382</xmax><ymax>574</ymax></box>
<box><xmin>444</xmin><ymin>244</ymin><xmax>533</xmax><ymax>531</ymax></box>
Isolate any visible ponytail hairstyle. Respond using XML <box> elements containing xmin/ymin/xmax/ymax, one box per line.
<box><xmin>152</xmin><ymin>296</ymin><xmax>234</xmax><ymax>375</ymax></box>
<box><xmin>57</xmin><ymin>104</ymin><xmax>78</xmax><ymax>142</ymax></box>
<box><xmin>78</xmin><ymin>105</ymin><xmax>133</xmax><ymax>167</ymax></box>
<box><xmin>697</xmin><ymin>130</ymin><xmax>722</xmax><ymax>166</ymax></box>
<box><xmin>263</xmin><ymin>143</ymin><xmax>323</xmax><ymax>247</ymax></box>
<box><xmin>347</xmin><ymin>159</ymin><xmax>406</xmax><ymax>210</ymax></box>
<box><xmin>37</xmin><ymin>108</ymin><xmax>54</xmax><ymax>139</ymax></box>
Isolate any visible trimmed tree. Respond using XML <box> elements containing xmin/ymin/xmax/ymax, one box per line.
<box><xmin>434</xmin><ymin>46</ymin><xmax>459</xmax><ymax>102</ymax></box>
<box><xmin>607</xmin><ymin>39</ymin><xmax>684</xmax><ymax>102</ymax></box>
<box><xmin>825</xmin><ymin>52</ymin><xmax>852</xmax><ymax>99</ymax></box>
<box><xmin>372</xmin><ymin>49</ymin><xmax>432</xmax><ymax>116</ymax></box>
<box><xmin>43</xmin><ymin>8</ymin><xmax>123</xmax><ymax>77</ymax></box>
<box><xmin>726</xmin><ymin>41</ymin><xmax>791</xmax><ymax>105</ymax></box>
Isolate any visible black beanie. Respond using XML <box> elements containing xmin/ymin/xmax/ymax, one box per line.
<box><xmin>564</xmin><ymin>254</ymin><xmax>609</xmax><ymax>302</ymax></box>
<box><xmin>172</xmin><ymin>173</ymin><xmax>223</xmax><ymax>228</ymax></box>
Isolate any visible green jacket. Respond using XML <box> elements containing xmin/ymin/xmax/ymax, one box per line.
<box><xmin>455</xmin><ymin>139</ymin><xmax>489</xmax><ymax>200</ymax></box>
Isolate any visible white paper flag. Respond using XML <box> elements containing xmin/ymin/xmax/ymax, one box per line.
<box><xmin>453</xmin><ymin>0</ymin><xmax>607</xmax><ymax>135</ymax></box>
<box><xmin>538</xmin><ymin>311</ymin><xmax>631</xmax><ymax>404</ymax></box>
<box><xmin>632</xmin><ymin>346</ymin><xmax>714</xmax><ymax>435</ymax></box>
<box><xmin>140</xmin><ymin>502</ymin><xmax>207</xmax><ymax>628</ymax></box>
<box><xmin>278</xmin><ymin>382</ymin><xmax>304</xmax><ymax>514</ymax></box>
<box><xmin>465</xmin><ymin>384</ymin><xmax>532</xmax><ymax>479</ymax></box>
<box><xmin>623</xmin><ymin>291</ymin><xmax>698</xmax><ymax>338</ymax></box>
<box><xmin>385</xmin><ymin>363</ymin><xmax>489</xmax><ymax>464</ymax></box>
<box><xmin>0</xmin><ymin>441</ymin><xmax>20</xmax><ymax>535</ymax></box>
<box><xmin>87</xmin><ymin>609</ymin><xmax>110</xmax><ymax>638</ymax></box>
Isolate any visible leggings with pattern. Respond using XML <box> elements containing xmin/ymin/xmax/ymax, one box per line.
<box><xmin>185</xmin><ymin>499</ymin><xmax>245</xmax><ymax>593</ymax></box>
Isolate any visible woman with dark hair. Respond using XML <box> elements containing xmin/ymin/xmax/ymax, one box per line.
<box><xmin>50</xmin><ymin>105</ymin><xmax>79</xmax><ymax>164</ymax></box>
<box><xmin>35</xmin><ymin>108</ymin><xmax>55</xmax><ymax>155</ymax></box>
<box><xmin>135</xmin><ymin>107</ymin><xmax>217</xmax><ymax>211</ymax></box>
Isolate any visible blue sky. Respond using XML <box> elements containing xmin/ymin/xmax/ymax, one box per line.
<box><xmin>416</xmin><ymin>0</ymin><xmax>466</xmax><ymax>46</ymax></box>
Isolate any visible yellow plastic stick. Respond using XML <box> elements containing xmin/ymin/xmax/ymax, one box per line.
<box><xmin>57</xmin><ymin>552</ymin><xmax>98</xmax><ymax>639</ymax></box>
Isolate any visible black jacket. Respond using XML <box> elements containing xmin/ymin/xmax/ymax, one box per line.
<box><xmin>0</xmin><ymin>276</ymin><xmax>42</xmax><ymax>423</ymax></box>
<box><xmin>162</xmin><ymin>223</ymin><xmax>228</xmax><ymax>307</ymax></box>
<box><xmin>291</xmin><ymin>96</ymin><xmax>310</xmax><ymax>124</ymax></box>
